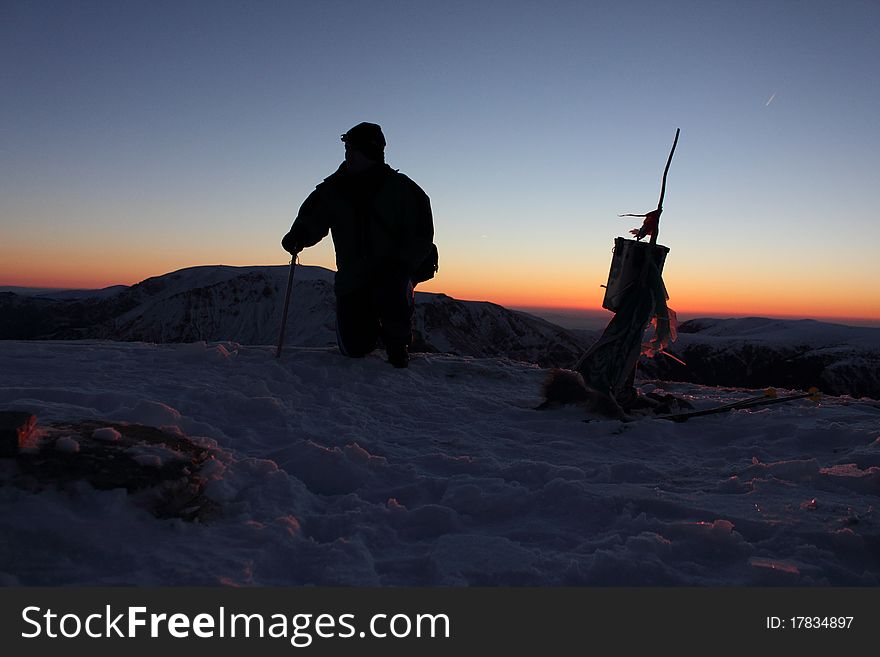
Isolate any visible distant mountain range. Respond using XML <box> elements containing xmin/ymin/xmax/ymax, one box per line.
<box><xmin>640</xmin><ymin>317</ymin><xmax>880</xmax><ymax>399</ymax></box>
<box><xmin>0</xmin><ymin>265</ymin><xmax>588</xmax><ymax>368</ymax></box>
<box><xmin>2</xmin><ymin>265</ymin><xmax>878</xmax><ymax>398</ymax></box>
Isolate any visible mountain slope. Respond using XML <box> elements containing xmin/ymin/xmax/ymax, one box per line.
<box><xmin>639</xmin><ymin>317</ymin><xmax>880</xmax><ymax>398</ymax></box>
<box><xmin>4</xmin><ymin>267</ymin><xmax>879</xmax><ymax>396</ymax></box>
<box><xmin>1</xmin><ymin>265</ymin><xmax>589</xmax><ymax>369</ymax></box>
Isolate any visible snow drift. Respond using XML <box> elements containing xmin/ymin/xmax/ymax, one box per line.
<box><xmin>1</xmin><ymin>340</ymin><xmax>878</xmax><ymax>586</ymax></box>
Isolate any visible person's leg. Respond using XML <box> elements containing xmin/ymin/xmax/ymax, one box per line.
<box><xmin>374</xmin><ymin>268</ymin><xmax>414</xmax><ymax>367</ymax></box>
<box><xmin>335</xmin><ymin>288</ymin><xmax>379</xmax><ymax>357</ymax></box>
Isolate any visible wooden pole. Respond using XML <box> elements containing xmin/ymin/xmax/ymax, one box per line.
<box><xmin>651</xmin><ymin>127</ymin><xmax>680</xmax><ymax>245</ymax></box>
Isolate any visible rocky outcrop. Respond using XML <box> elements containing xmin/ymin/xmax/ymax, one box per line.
<box><xmin>11</xmin><ymin>418</ymin><xmax>220</xmax><ymax>521</ymax></box>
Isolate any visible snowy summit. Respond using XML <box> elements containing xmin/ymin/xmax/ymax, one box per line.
<box><xmin>1</xmin><ymin>331</ymin><xmax>879</xmax><ymax>585</ymax></box>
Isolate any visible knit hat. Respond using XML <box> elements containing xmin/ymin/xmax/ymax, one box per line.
<box><xmin>341</xmin><ymin>122</ymin><xmax>386</xmax><ymax>161</ymax></box>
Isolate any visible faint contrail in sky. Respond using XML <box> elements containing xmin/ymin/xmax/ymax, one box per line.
<box><xmin>765</xmin><ymin>92</ymin><xmax>777</xmax><ymax>107</ymax></box>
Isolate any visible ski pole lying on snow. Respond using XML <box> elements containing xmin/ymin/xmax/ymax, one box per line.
<box><xmin>689</xmin><ymin>387</ymin><xmax>780</xmax><ymax>414</ymax></box>
<box><xmin>660</xmin><ymin>387</ymin><xmax>822</xmax><ymax>422</ymax></box>
<box><xmin>275</xmin><ymin>257</ymin><xmax>297</xmax><ymax>359</ymax></box>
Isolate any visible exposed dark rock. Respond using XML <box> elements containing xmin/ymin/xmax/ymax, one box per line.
<box><xmin>11</xmin><ymin>420</ymin><xmax>221</xmax><ymax>521</ymax></box>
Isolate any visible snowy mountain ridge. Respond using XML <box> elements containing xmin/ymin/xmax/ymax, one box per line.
<box><xmin>641</xmin><ymin>316</ymin><xmax>880</xmax><ymax>398</ymax></box>
<box><xmin>0</xmin><ymin>265</ymin><xmax>587</xmax><ymax>369</ymax></box>
<box><xmin>2</xmin><ymin>264</ymin><xmax>879</xmax><ymax>397</ymax></box>
<box><xmin>677</xmin><ymin>316</ymin><xmax>880</xmax><ymax>347</ymax></box>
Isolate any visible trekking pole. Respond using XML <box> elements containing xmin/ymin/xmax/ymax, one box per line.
<box><xmin>275</xmin><ymin>257</ymin><xmax>296</xmax><ymax>359</ymax></box>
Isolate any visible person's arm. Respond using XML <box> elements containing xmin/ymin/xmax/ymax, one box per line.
<box><xmin>399</xmin><ymin>184</ymin><xmax>434</xmax><ymax>272</ymax></box>
<box><xmin>281</xmin><ymin>190</ymin><xmax>330</xmax><ymax>254</ymax></box>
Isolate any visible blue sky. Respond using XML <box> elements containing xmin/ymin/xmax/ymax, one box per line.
<box><xmin>2</xmin><ymin>0</ymin><xmax>878</xmax><ymax>319</ymax></box>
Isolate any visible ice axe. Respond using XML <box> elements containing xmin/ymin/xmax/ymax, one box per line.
<box><xmin>275</xmin><ymin>257</ymin><xmax>296</xmax><ymax>359</ymax></box>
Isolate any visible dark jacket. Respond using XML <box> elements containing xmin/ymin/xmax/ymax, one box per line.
<box><xmin>283</xmin><ymin>163</ymin><xmax>434</xmax><ymax>295</ymax></box>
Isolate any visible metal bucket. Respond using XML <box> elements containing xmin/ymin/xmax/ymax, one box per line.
<box><xmin>601</xmin><ymin>237</ymin><xmax>670</xmax><ymax>312</ymax></box>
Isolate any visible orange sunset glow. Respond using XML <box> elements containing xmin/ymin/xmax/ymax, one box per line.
<box><xmin>4</xmin><ymin>242</ymin><xmax>876</xmax><ymax>326</ymax></box>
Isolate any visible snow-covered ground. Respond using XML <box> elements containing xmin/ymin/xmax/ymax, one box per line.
<box><xmin>1</xmin><ymin>339</ymin><xmax>879</xmax><ymax>586</ymax></box>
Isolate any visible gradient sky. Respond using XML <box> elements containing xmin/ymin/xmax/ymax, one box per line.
<box><xmin>2</xmin><ymin>0</ymin><xmax>878</xmax><ymax>322</ymax></box>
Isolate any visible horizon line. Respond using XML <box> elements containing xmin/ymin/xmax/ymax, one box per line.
<box><xmin>3</xmin><ymin>282</ymin><xmax>878</xmax><ymax>328</ymax></box>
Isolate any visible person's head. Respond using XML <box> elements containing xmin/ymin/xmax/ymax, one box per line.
<box><xmin>341</xmin><ymin>122</ymin><xmax>386</xmax><ymax>171</ymax></box>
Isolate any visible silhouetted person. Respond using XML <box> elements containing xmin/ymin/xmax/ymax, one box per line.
<box><xmin>282</xmin><ymin>122</ymin><xmax>434</xmax><ymax>368</ymax></box>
